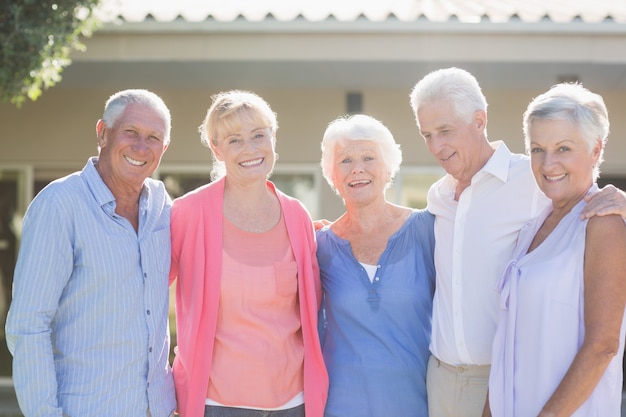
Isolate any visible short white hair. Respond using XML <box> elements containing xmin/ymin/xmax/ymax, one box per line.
<box><xmin>523</xmin><ymin>83</ymin><xmax>609</xmax><ymax>181</ymax></box>
<box><xmin>320</xmin><ymin>114</ymin><xmax>402</xmax><ymax>193</ymax></box>
<box><xmin>409</xmin><ymin>67</ymin><xmax>488</xmax><ymax>134</ymax></box>
<box><xmin>102</xmin><ymin>89</ymin><xmax>171</xmax><ymax>144</ymax></box>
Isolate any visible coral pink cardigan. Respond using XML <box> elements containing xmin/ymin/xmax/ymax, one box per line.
<box><xmin>169</xmin><ymin>177</ymin><xmax>328</xmax><ymax>417</ymax></box>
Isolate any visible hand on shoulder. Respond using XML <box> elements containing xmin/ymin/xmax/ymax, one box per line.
<box><xmin>313</xmin><ymin>219</ymin><xmax>331</xmax><ymax>231</ymax></box>
<box><xmin>581</xmin><ymin>185</ymin><xmax>626</xmax><ymax>219</ymax></box>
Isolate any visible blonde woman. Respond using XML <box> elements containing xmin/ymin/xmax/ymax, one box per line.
<box><xmin>170</xmin><ymin>91</ymin><xmax>328</xmax><ymax>417</ymax></box>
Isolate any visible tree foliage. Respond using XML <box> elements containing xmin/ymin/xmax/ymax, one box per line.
<box><xmin>0</xmin><ymin>0</ymin><xmax>102</xmax><ymax>107</ymax></box>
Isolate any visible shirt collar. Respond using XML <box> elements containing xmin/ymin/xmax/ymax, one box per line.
<box><xmin>479</xmin><ymin>140</ymin><xmax>515</xmax><ymax>183</ymax></box>
<box><xmin>82</xmin><ymin>157</ymin><xmax>115</xmax><ymax>207</ymax></box>
<box><xmin>82</xmin><ymin>157</ymin><xmax>150</xmax><ymax>208</ymax></box>
<box><xmin>438</xmin><ymin>140</ymin><xmax>516</xmax><ymax>196</ymax></box>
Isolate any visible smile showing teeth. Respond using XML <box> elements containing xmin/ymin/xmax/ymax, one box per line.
<box><xmin>349</xmin><ymin>180</ymin><xmax>371</xmax><ymax>187</ymax></box>
<box><xmin>545</xmin><ymin>173</ymin><xmax>567</xmax><ymax>181</ymax></box>
<box><xmin>240</xmin><ymin>158</ymin><xmax>263</xmax><ymax>167</ymax></box>
<box><xmin>125</xmin><ymin>156</ymin><xmax>146</xmax><ymax>166</ymax></box>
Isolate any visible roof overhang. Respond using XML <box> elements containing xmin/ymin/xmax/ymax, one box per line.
<box><xmin>63</xmin><ymin>15</ymin><xmax>626</xmax><ymax>91</ymax></box>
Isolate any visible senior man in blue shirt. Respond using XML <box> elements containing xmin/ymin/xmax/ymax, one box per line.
<box><xmin>5</xmin><ymin>89</ymin><xmax>176</xmax><ymax>417</ymax></box>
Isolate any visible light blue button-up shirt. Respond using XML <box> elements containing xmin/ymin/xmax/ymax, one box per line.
<box><xmin>6</xmin><ymin>157</ymin><xmax>176</xmax><ymax>417</ymax></box>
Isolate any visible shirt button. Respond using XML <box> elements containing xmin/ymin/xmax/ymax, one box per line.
<box><xmin>146</xmin><ymin>310</ymin><xmax>151</xmax><ymax>315</ymax></box>
<box><xmin>144</xmin><ymin>273</ymin><xmax>148</xmax><ymax>278</ymax></box>
<box><xmin>374</xmin><ymin>277</ymin><xmax>380</xmax><ymax>282</ymax></box>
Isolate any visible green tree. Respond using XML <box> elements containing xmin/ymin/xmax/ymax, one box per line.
<box><xmin>0</xmin><ymin>0</ymin><xmax>102</xmax><ymax>107</ymax></box>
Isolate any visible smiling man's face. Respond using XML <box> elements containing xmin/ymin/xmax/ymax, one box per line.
<box><xmin>96</xmin><ymin>102</ymin><xmax>169</xmax><ymax>191</ymax></box>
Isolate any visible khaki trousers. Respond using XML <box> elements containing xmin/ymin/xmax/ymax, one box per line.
<box><xmin>427</xmin><ymin>355</ymin><xmax>490</xmax><ymax>417</ymax></box>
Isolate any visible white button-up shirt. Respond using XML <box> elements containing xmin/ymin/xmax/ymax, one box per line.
<box><xmin>427</xmin><ymin>141</ymin><xmax>548</xmax><ymax>366</ymax></box>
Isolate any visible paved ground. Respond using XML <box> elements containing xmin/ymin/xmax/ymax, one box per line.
<box><xmin>0</xmin><ymin>378</ymin><xmax>625</xmax><ymax>416</ymax></box>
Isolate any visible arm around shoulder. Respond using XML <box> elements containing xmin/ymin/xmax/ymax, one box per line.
<box><xmin>582</xmin><ymin>184</ymin><xmax>626</xmax><ymax>219</ymax></box>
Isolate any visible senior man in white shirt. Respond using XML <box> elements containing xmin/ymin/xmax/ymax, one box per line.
<box><xmin>409</xmin><ymin>67</ymin><xmax>626</xmax><ymax>417</ymax></box>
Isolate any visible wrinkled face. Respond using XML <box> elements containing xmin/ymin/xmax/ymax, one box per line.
<box><xmin>417</xmin><ymin>99</ymin><xmax>486</xmax><ymax>183</ymax></box>
<box><xmin>96</xmin><ymin>102</ymin><xmax>168</xmax><ymax>189</ymax></box>
<box><xmin>210</xmin><ymin>116</ymin><xmax>276</xmax><ymax>183</ymax></box>
<box><xmin>528</xmin><ymin>118</ymin><xmax>600</xmax><ymax>208</ymax></box>
<box><xmin>331</xmin><ymin>139</ymin><xmax>390</xmax><ymax>205</ymax></box>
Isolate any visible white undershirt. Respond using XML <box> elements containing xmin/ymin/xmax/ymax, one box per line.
<box><xmin>205</xmin><ymin>392</ymin><xmax>304</xmax><ymax>410</ymax></box>
<box><xmin>360</xmin><ymin>262</ymin><xmax>378</xmax><ymax>283</ymax></box>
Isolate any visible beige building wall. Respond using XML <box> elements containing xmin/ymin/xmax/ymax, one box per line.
<box><xmin>3</xmin><ymin>86</ymin><xmax>625</xmax><ymax>164</ymax></box>
<box><xmin>2</xmin><ymin>84</ymin><xmax>626</xmax><ymax>220</ymax></box>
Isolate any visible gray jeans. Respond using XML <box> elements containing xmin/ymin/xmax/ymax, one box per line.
<box><xmin>203</xmin><ymin>404</ymin><xmax>305</xmax><ymax>417</ymax></box>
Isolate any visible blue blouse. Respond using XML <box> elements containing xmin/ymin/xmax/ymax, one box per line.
<box><xmin>317</xmin><ymin>210</ymin><xmax>436</xmax><ymax>417</ymax></box>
